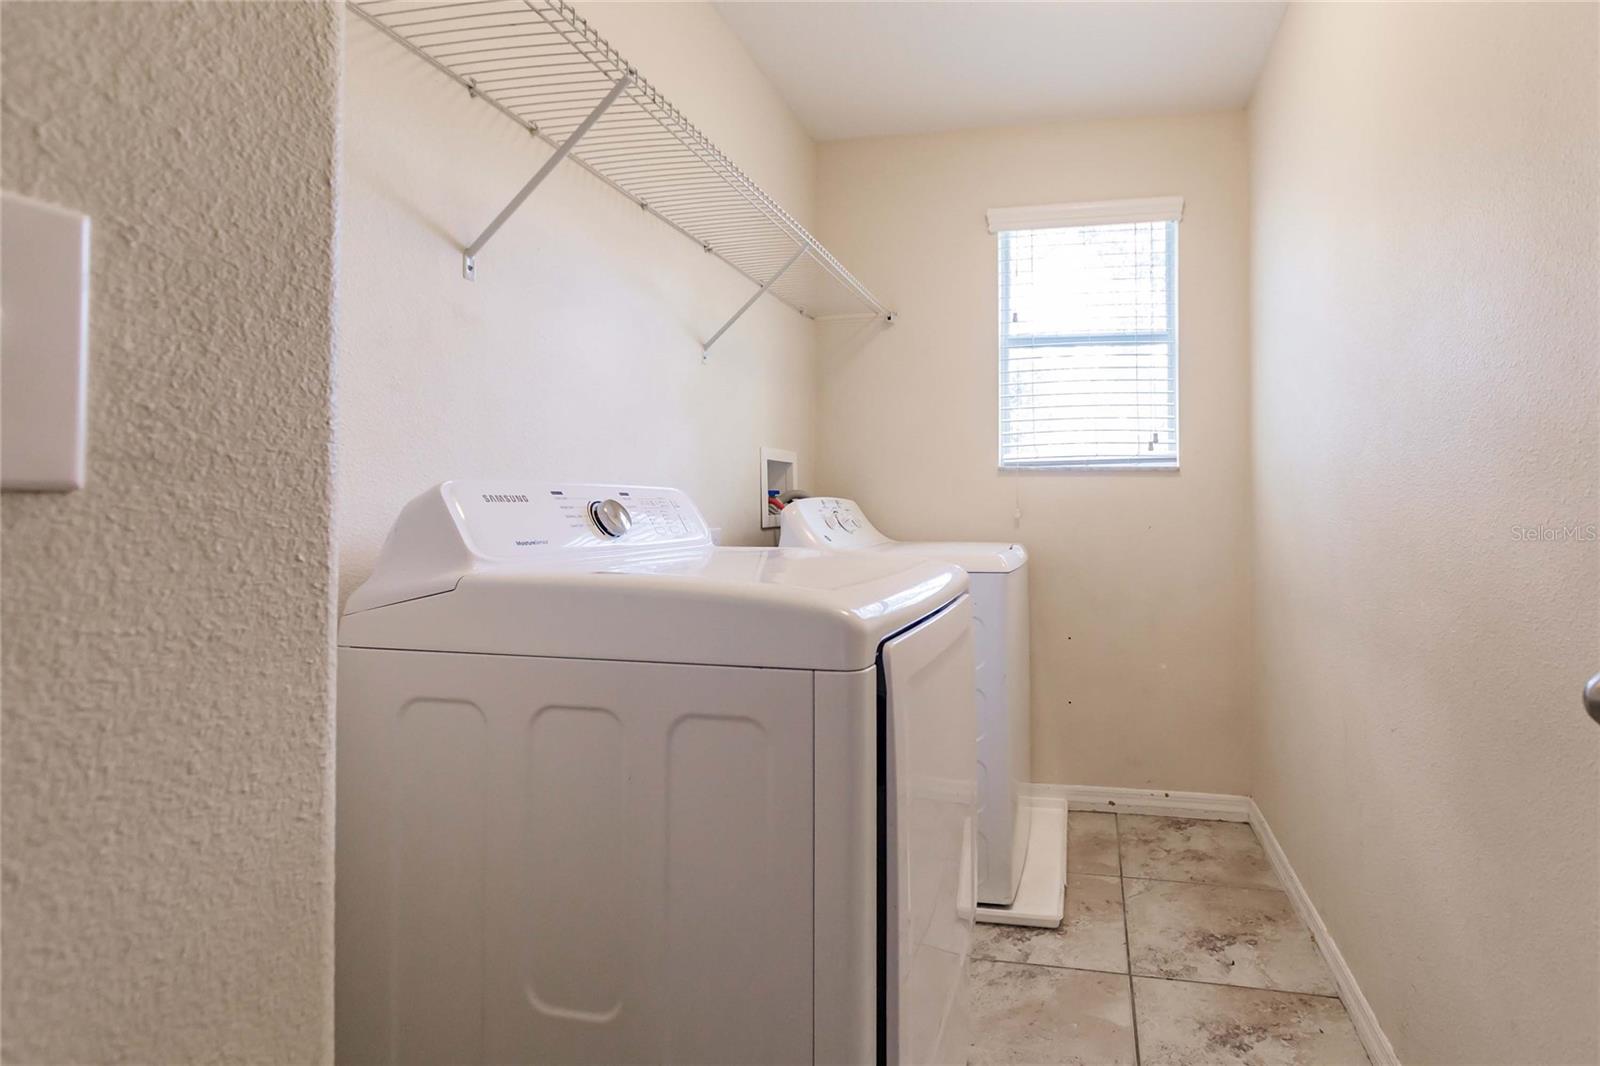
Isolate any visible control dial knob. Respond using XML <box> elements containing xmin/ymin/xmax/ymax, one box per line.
<box><xmin>589</xmin><ymin>498</ymin><xmax>632</xmax><ymax>538</ymax></box>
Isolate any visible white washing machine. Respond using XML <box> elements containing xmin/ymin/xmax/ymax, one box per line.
<box><xmin>781</xmin><ymin>498</ymin><xmax>1061</xmax><ymax>928</ymax></box>
<box><xmin>336</xmin><ymin>482</ymin><xmax>977</xmax><ymax>1065</ymax></box>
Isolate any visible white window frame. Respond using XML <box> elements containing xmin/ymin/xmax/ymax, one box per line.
<box><xmin>989</xmin><ymin>197</ymin><xmax>1183</xmax><ymax>471</ymax></box>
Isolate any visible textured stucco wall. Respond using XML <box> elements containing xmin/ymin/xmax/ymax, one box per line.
<box><xmin>338</xmin><ymin>1</ymin><xmax>819</xmax><ymax>601</ymax></box>
<box><xmin>815</xmin><ymin>113</ymin><xmax>1254</xmax><ymax>793</ymax></box>
<box><xmin>1</xmin><ymin>2</ymin><xmax>340</xmax><ymax>1062</ymax></box>
<box><xmin>1249</xmin><ymin>4</ymin><xmax>1599</xmax><ymax>1062</ymax></box>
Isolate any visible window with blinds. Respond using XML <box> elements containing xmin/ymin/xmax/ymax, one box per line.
<box><xmin>991</xmin><ymin>199</ymin><xmax>1180</xmax><ymax>468</ymax></box>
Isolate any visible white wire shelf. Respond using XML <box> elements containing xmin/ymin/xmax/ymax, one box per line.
<box><xmin>351</xmin><ymin>0</ymin><xmax>894</xmax><ymax>351</ymax></box>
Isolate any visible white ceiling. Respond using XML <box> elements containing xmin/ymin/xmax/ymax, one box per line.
<box><xmin>713</xmin><ymin>2</ymin><xmax>1287</xmax><ymax>141</ymax></box>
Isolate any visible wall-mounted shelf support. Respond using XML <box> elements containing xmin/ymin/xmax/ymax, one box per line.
<box><xmin>702</xmin><ymin>244</ymin><xmax>806</xmax><ymax>358</ymax></box>
<box><xmin>353</xmin><ymin>0</ymin><xmax>894</xmax><ymax>343</ymax></box>
<box><xmin>462</xmin><ymin>73</ymin><xmax>633</xmax><ymax>281</ymax></box>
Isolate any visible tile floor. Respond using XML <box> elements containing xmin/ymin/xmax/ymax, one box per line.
<box><xmin>968</xmin><ymin>812</ymin><xmax>1370</xmax><ymax>1066</ymax></box>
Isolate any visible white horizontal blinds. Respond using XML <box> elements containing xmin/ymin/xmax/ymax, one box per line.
<box><xmin>996</xmin><ymin>203</ymin><xmax>1179</xmax><ymax>468</ymax></box>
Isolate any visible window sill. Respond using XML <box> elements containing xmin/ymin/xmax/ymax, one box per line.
<box><xmin>998</xmin><ymin>461</ymin><xmax>1179</xmax><ymax>473</ymax></box>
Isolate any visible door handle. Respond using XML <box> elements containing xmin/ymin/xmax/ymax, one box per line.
<box><xmin>1586</xmin><ymin>672</ymin><xmax>1600</xmax><ymax>726</ymax></box>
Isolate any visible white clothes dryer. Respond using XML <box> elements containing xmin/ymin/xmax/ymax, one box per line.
<box><xmin>337</xmin><ymin>482</ymin><xmax>977</xmax><ymax>1064</ymax></box>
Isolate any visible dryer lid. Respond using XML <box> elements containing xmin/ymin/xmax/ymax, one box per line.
<box><xmin>340</xmin><ymin>482</ymin><xmax>968</xmax><ymax>671</ymax></box>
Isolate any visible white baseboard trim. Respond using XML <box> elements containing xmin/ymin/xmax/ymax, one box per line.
<box><xmin>1247</xmin><ymin>799</ymin><xmax>1400</xmax><ymax>1066</ymax></box>
<box><xmin>1025</xmin><ymin>782</ymin><xmax>1398</xmax><ymax>1065</ymax></box>
<box><xmin>1029</xmin><ymin>783</ymin><xmax>1253</xmax><ymax>821</ymax></box>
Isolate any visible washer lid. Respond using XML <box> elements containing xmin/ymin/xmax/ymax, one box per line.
<box><xmin>866</xmin><ymin>540</ymin><xmax>1027</xmax><ymax>575</ymax></box>
<box><xmin>340</xmin><ymin>482</ymin><xmax>968</xmax><ymax>671</ymax></box>
<box><xmin>779</xmin><ymin>496</ymin><xmax>1027</xmax><ymax>574</ymax></box>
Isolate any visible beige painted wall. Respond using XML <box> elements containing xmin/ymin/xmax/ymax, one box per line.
<box><xmin>1250</xmin><ymin>4</ymin><xmax>1599</xmax><ymax>1062</ymax></box>
<box><xmin>338</xmin><ymin>2</ymin><xmax>818</xmax><ymax>600</ymax></box>
<box><xmin>815</xmin><ymin>114</ymin><xmax>1253</xmax><ymax>792</ymax></box>
<box><xmin>0</xmin><ymin>2</ymin><xmax>340</xmax><ymax>1062</ymax></box>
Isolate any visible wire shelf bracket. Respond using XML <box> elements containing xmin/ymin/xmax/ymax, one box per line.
<box><xmin>462</xmin><ymin>73</ymin><xmax>632</xmax><ymax>280</ymax></box>
<box><xmin>702</xmin><ymin>245</ymin><xmax>804</xmax><ymax>359</ymax></box>
<box><xmin>351</xmin><ymin>0</ymin><xmax>894</xmax><ymax>351</ymax></box>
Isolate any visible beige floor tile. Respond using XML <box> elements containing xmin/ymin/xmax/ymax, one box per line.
<box><xmin>1125</xmin><ymin>879</ymin><xmax>1337</xmax><ymax>996</ymax></box>
<box><xmin>968</xmin><ymin>961</ymin><xmax>1137</xmax><ymax>1065</ymax></box>
<box><xmin>1067</xmin><ymin>811</ymin><xmax>1120</xmax><ymax>876</ymax></box>
<box><xmin>1118</xmin><ymin>815</ymin><xmax>1279</xmax><ymax>889</ymax></box>
<box><xmin>1133</xmin><ymin>976</ymin><xmax>1369</xmax><ymax>1066</ymax></box>
<box><xmin>972</xmin><ymin>874</ymin><xmax>1127</xmax><ymax>973</ymax></box>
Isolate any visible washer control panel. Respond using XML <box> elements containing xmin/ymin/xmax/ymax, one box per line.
<box><xmin>778</xmin><ymin>496</ymin><xmax>889</xmax><ymax>549</ymax></box>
